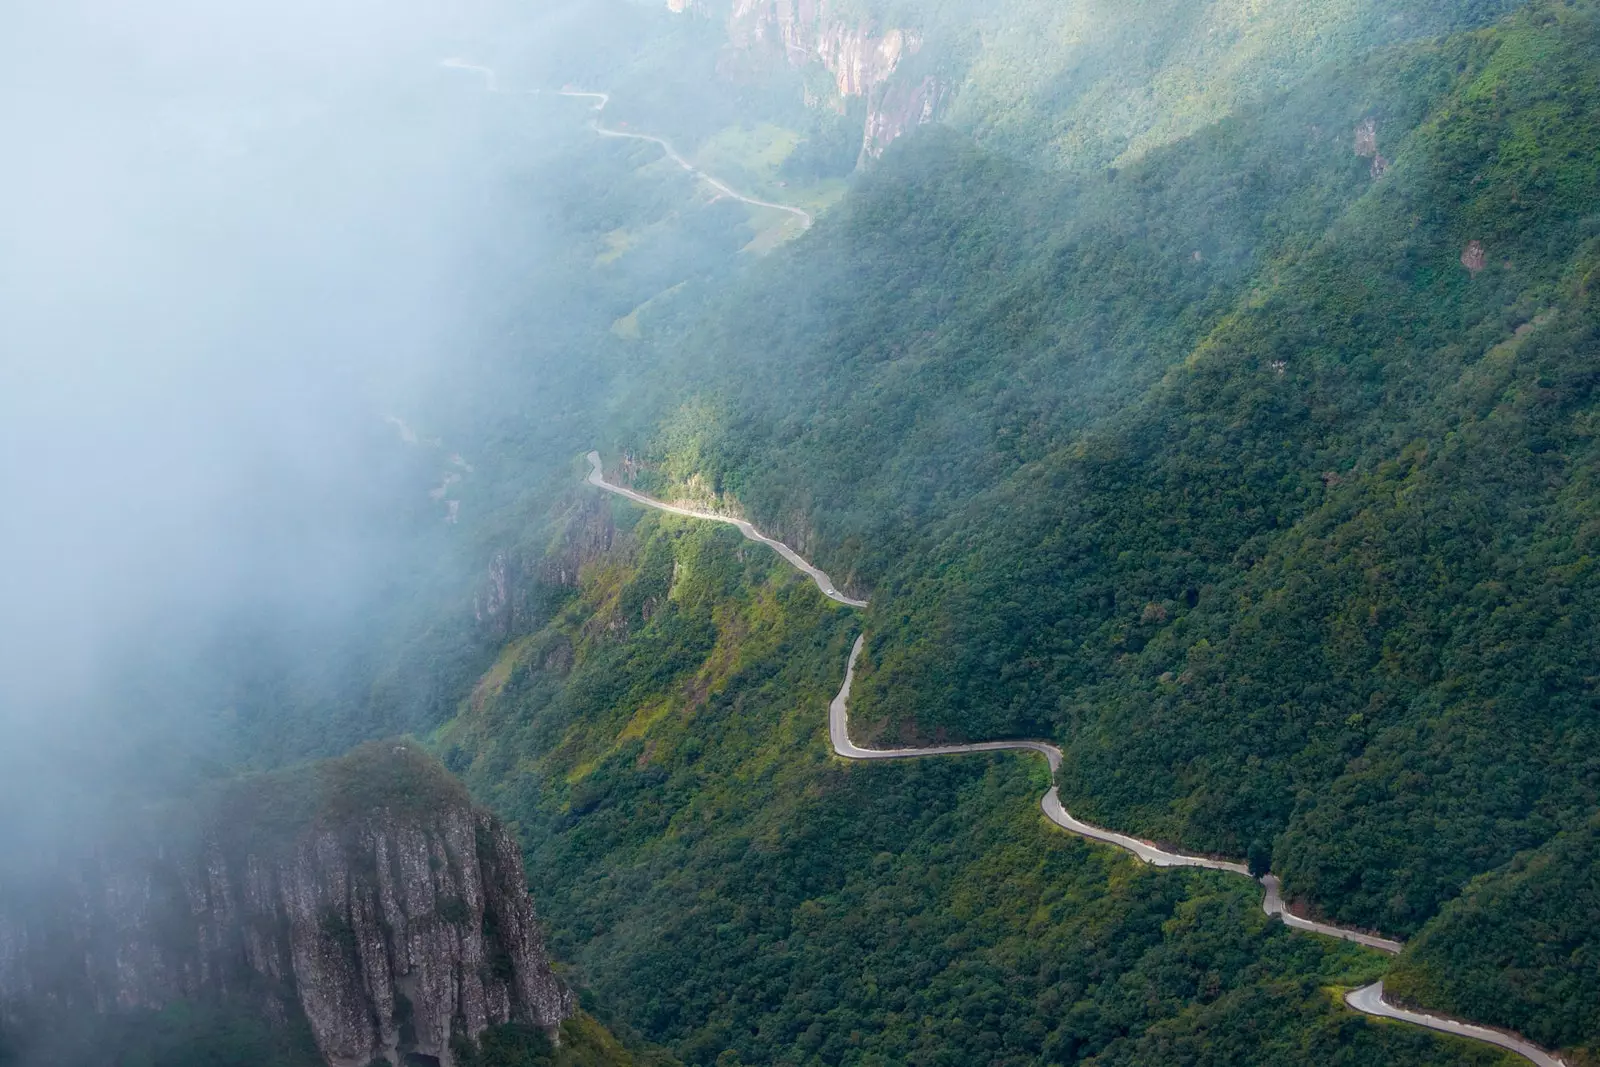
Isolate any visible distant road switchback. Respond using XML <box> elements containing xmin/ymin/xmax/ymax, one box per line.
<box><xmin>583</xmin><ymin>449</ymin><xmax>1568</xmax><ymax>1065</ymax></box>
<box><xmin>442</xmin><ymin>60</ymin><xmax>813</xmax><ymax>229</ymax></box>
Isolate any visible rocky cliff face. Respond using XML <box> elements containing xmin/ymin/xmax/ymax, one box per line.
<box><xmin>693</xmin><ymin>0</ymin><xmax>941</xmax><ymax>160</ymax></box>
<box><xmin>475</xmin><ymin>493</ymin><xmax>619</xmax><ymax>642</ymax></box>
<box><xmin>863</xmin><ymin>73</ymin><xmax>946</xmax><ymax>161</ymax></box>
<box><xmin>725</xmin><ymin>0</ymin><xmax>913</xmax><ymax>98</ymax></box>
<box><xmin>0</xmin><ymin>745</ymin><xmax>572</xmax><ymax>1067</ymax></box>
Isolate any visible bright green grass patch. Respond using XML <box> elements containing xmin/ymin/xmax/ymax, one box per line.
<box><xmin>693</xmin><ymin>123</ymin><xmax>802</xmax><ymax>191</ymax></box>
<box><xmin>596</xmin><ymin>228</ymin><xmax>640</xmax><ymax>267</ymax></box>
<box><xmin>611</xmin><ymin>282</ymin><xmax>689</xmax><ymax>340</ymax></box>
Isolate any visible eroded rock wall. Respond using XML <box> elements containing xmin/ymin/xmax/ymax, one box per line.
<box><xmin>475</xmin><ymin>492</ymin><xmax>619</xmax><ymax>641</ymax></box>
<box><xmin>0</xmin><ymin>791</ymin><xmax>571</xmax><ymax>1067</ymax></box>
<box><xmin>700</xmin><ymin>0</ymin><xmax>942</xmax><ymax>159</ymax></box>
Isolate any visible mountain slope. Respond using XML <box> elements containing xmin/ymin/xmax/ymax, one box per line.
<box><xmin>1386</xmin><ymin>815</ymin><xmax>1600</xmax><ymax>1063</ymax></box>
<box><xmin>850</xmin><ymin>0</ymin><xmax>1600</xmax><ymax>935</ymax></box>
<box><xmin>589</xmin><ymin>1</ymin><xmax>1600</xmax><ymax>1055</ymax></box>
<box><xmin>928</xmin><ymin>0</ymin><xmax>1526</xmax><ymax>168</ymax></box>
<box><xmin>437</xmin><ymin>491</ymin><xmax>1517</xmax><ymax>1066</ymax></box>
<box><xmin>621</xmin><ymin>10</ymin><xmax>1527</xmax><ymax>587</ymax></box>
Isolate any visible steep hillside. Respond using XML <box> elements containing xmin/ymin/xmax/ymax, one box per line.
<box><xmin>853</xmin><ymin>0</ymin><xmax>1600</xmax><ymax>934</ymax></box>
<box><xmin>669</xmin><ymin>0</ymin><xmax>1522</xmax><ymax>170</ymax></box>
<box><xmin>927</xmin><ymin>0</ymin><xmax>1524</xmax><ymax>168</ymax></box>
<box><xmin>1386</xmin><ymin>815</ymin><xmax>1600</xmax><ymax>1064</ymax></box>
<box><xmin>619</xmin><ymin>10</ymin><xmax>1528</xmax><ymax>586</ymax></box>
<box><xmin>436</xmin><ymin>490</ymin><xmax>1517</xmax><ymax>1066</ymax></box>
<box><xmin>596</xmin><ymin>0</ymin><xmax>1600</xmax><ymax>1056</ymax></box>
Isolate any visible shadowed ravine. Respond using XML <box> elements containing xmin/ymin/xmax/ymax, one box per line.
<box><xmin>441</xmin><ymin>59</ymin><xmax>814</xmax><ymax>228</ymax></box>
<box><xmin>584</xmin><ymin>450</ymin><xmax>1568</xmax><ymax>1067</ymax></box>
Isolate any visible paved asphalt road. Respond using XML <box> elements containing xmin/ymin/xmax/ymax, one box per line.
<box><xmin>584</xmin><ymin>449</ymin><xmax>1567</xmax><ymax>1063</ymax></box>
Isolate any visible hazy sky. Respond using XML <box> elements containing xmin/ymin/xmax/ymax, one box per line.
<box><xmin>0</xmin><ymin>0</ymin><xmax>579</xmax><ymax>816</ymax></box>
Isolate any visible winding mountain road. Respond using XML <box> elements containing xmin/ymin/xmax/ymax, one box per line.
<box><xmin>586</xmin><ymin>453</ymin><xmax>863</xmax><ymax>606</ymax></box>
<box><xmin>442</xmin><ymin>60</ymin><xmax>813</xmax><ymax>229</ymax></box>
<box><xmin>1346</xmin><ymin>984</ymin><xmax>1567</xmax><ymax>1067</ymax></box>
<box><xmin>583</xmin><ymin>450</ymin><xmax>1567</xmax><ymax>1065</ymax></box>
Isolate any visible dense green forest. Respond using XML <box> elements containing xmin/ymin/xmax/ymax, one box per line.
<box><xmin>851</xmin><ymin>0</ymin><xmax>1600</xmax><ymax>926</ymax></box>
<box><xmin>679</xmin><ymin>0</ymin><xmax>1524</xmax><ymax>170</ymax></box>
<box><xmin>1387</xmin><ymin>815</ymin><xmax>1600</xmax><ymax>1061</ymax></box>
<box><xmin>622</xmin><ymin>7</ymin><xmax>1563</xmax><ymax>585</ymax></box>
<box><xmin>916</xmin><ymin>0</ymin><xmax>1526</xmax><ymax>168</ymax></box>
<box><xmin>590</xmin><ymin>0</ymin><xmax>1600</xmax><ymax>1057</ymax></box>
<box><xmin>456</xmin><ymin>1014</ymin><xmax>681</xmax><ymax>1067</ymax></box>
<box><xmin>436</xmin><ymin>503</ymin><xmax>1516</xmax><ymax>1066</ymax></box>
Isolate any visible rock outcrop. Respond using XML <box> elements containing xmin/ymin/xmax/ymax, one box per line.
<box><xmin>0</xmin><ymin>744</ymin><xmax>572</xmax><ymax>1067</ymax></box>
<box><xmin>863</xmin><ymin>73</ymin><xmax>946</xmax><ymax>162</ymax></box>
<box><xmin>475</xmin><ymin>493</ymin><xmax>619</xmax><ymax>641</ymax></box>
<box><xmin>693</xmin><ymin>0</ymin><xmax>942</xmax><ymax>160</ymax></box>
<box><xmin>724</xmin><ymin>0</ymin><xmax>914</xmax><ymax>100</ymax></box>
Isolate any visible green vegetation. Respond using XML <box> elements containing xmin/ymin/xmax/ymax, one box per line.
<box><xmin>926</xmin><ymin>0</ymin><xmax>1526</xmax><ymax>169</ymax></box>
<box><xmin>693</xmin><ymin>124</ymin><xmax>801</xmax><ymax>195</ymax></box>
<box><xmin>596</xmin><ymin>0</ymin><xmax>1600</xmax><ymax>1055</ymax></box>
<box><xmin>628</xmin><ymin>24</ymin><xmax>1510</xmax><ymax>586</ymax></box>
<box><xmin>860</xmin><ymin>0</ymin><xmax>1600</xmax><ymax>938</ymax></box>
<box><xmin>200</xmin><ymin>739</ymin><xmax>473</xmax><ymax>861</ymax></box>
<box><xmin>439</xmin><ymin>507</ymin><xmax>1513</xmax><ymax>1065</ymax></box>
<box><xmin>455</xmin><ymin>1013</ymin><xmax>680</xmax><ymax>1067</ymax></box>
<box><xmin>1387</xmin><ymin>814</ymin><xmax>1600</xmax><ymax>1062</ymax></box>
<box><xmin>780</xmin><ymin>99</ymin><xmax>869</xmax><ymax>184</ymax></box>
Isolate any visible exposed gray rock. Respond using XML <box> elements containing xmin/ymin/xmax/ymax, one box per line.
<box><xmin>476</xmin><ymin>493</ymin><xmax>619</xmax><ymax>641</ymax></box>
<box><xmin>0</xmin><ymin>792</ymin><xmax>571</xmax><ymax>1067</ymax></box>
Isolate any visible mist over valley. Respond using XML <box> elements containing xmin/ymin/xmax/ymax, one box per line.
<box><xmin>1</xmin><ymin>1</ymin><xmax>1597</xmax><ymax>1065</ymax></box>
